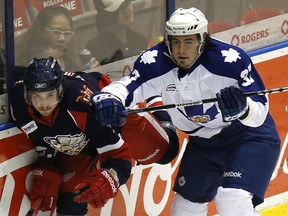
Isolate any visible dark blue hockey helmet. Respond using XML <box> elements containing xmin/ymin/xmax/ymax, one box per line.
<box><xmin>24</xmin><ymin>57</ymin><xmax>63</xmax><ymax>91</ymax></box>
<box><xmin>23</xmin><ymin>57</ymin><xmax>64</xmax><ymax>104</ymax></box>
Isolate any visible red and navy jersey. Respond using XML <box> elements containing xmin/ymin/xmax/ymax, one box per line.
<box><xmin>10</xmin><ymin>71</ymin><xmax>131</xmax><ymax>185</ymax></box>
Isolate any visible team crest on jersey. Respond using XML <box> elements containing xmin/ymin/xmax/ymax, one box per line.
<box><xmin>184</xmin><ymin>103</ymin><xmax>218</xmax><ymax>123</ymax></box>
<box><xmin>189</xmin><ymin>115</ymin><xmax>210</xmax><ymax>123</ymax></box>
<box><xmin>76</xmin><ymin>84</ymin><xmax>93</xmax><ymax>104</ymax></box>
<box><xmin>43</xmin><ymin>132</ymin><xmax>89</xmax><ymax>155</ymax></box>
<box><xmin>221</xmin><ymin>48</ymin><xmax>241</xmax><ymax>63</ymax></box>
<box><xmin>178</xmin><ymin>176</ymin><xmax>186</xmax><ymax>187</ymax></box>
<box><xmin>140</xmin><ymin>50</ymin><xmax>158</xmax><ymax>64</ymax></box>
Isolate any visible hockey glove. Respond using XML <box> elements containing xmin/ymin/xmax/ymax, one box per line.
<box><xmin>73</xmin><ymin>168</ymin><xmax>119</xmax><ymax>208</ymax></box>
<box><xmin>29</xmin><ymin>166</ymin><xmax>62</xmax><ymax>215</ymax></box>
<box><xmin>216</xmin><ymin>86</ymin><xmax>249</xmax><ymax>122</ymax></box>
<box><xmin>91</xmin><ymin>92</ymin><xmax>127</xmax><ymax>127</ymax></box>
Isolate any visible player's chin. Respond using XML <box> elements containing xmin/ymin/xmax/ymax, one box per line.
<box><xmin>38</xmin><ymin>109</ymin><xmax>53</xmax><ymax>116</ymax></box>
<box><xmin>175</xmin><ymin>58</ymin><xmax>191</xmax><ymax>68</ymax></box>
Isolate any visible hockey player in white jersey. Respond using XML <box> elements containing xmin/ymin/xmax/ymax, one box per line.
<box><xmin>91</xmin><ymin>7</ymin><xmax>280</xmax><ymax>216</ymax></box>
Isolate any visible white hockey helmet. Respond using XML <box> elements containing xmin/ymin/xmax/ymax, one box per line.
<box><xmin>166</xmin><ymin>7</ymin><xmax>208</xmax><ymax>43</ymax></box>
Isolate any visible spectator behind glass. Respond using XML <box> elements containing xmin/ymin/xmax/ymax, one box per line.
<box><xmin>15</xmin><ymin>6</ymin><xmax>99</xmax><ymax>72</ymax></box>
<box><xmin>86</xmin><ymin>0</ymin><xmax>148</xmax><ymax>65</ymax></box>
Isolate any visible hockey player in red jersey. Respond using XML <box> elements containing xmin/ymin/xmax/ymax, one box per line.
<box><xmin>10</xmin><ymin>57</ymin><xmax>179</xmax><ymax>215</ymax></box>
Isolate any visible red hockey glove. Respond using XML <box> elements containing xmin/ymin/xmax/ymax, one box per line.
<box><xmin>73</xmin><ymin>168</ymin><xmax>119</xmax><ymax>208</ymax></box>
<box><xmin>29</xmin><ymin>166</ymin><xmax>62</xmax><ymax>215</ymax></box>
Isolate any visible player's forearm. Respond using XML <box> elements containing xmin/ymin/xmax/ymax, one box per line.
<box><xmin>102</xmin><ymin>78</ymin><xmax>130</xmax><ymax>105</ymax></box>
<box><xmin>239</xmin><ymin>97</ymin><xmax>268</xmax><ymax>127</ymax></box>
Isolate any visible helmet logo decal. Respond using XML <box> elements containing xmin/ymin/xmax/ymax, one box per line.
<box><xmin>50</xmin><ymin>58</ymin><xmax>56</xmax><ymax>69</ymax></box>
<box><xmin>171</xmin><ymin>27</ymin><xmax>185</xmax><ymax>31</ymax></box>
<box><xmin>167</xmin><ymin>26</ymin><xmax>173</xmax><ymax>31</ymax></box>
<box><xmin>24</xmin><ymin>57</ymin><xmax>63</xmax><ymax>95</ymax></box>
<box><xmin>34</xmin><ymin>83</ymin><xmax>47</xmax><ymax>89</ymax></box>
<box><xmin>165</xmin><ymin>7</ymin><xmax>208</xmax><ymax>37</ymax></box>
<box><xmin>187</xmin><ymin>25</ymin><xmax>198</xmax><ymax>30</ymax></box>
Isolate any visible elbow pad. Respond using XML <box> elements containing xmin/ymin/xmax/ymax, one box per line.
<box><xmin>156</xmin><ymin>121</ymin><xmax>179</xmax><ymax>164</ymax></box>
<box><xmin>122</xmin><ymin>111</ymin><xmax>179</xmax><ymax>165</ymax></box>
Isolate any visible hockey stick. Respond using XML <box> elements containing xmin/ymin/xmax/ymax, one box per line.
<box><xmin>127</xmin><ymin>86</ymin><xmax>288</xmax><ymax>114</ymax></box>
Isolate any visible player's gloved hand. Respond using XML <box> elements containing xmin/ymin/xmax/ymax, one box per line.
<box><xmin>91</xmin><ymin>92</ymin><xmax>127</xmax><ymax>127</ymax></box>
<box><xmin>73</xmin><ymin>168</ymin><xmax>119</xmax><ymax>208</ymax></box>
<box><xmin>216</xmin><ymin>86</ymin><xmax>249</xmax><ymax>122</ymax></box>
<box><xmin>29</xmin><ymin>166</ymin><xmax>62</xmax><ymax>216</ymax></box>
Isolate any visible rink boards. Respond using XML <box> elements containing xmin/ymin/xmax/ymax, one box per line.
<box><xmin>0</xmin><ymin>44</ymin><xmax>287</xmax><ymax>216</ymax></box>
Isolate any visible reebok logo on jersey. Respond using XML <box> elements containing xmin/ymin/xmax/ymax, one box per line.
<box><xmin>223</xmin><ymin>171</ymin><xmax>242</xmax><ymax>178</ymax></box>
<box><xmin>21</xmin><ymin>120</ymin><xmax>38</xmax><ymax>135</ymax></box>
<box><xmin>137</xmin><ymin>148</ymin><xmax>160</xmax><ymax>163</ymax></box>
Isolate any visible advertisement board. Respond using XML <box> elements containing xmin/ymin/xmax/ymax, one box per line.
<box><xmin>1</xmin><ymin>7</ymin><xmax>288</xmax><ymax>214</ymax></box>
<box><xmin>0</xmin><ymin>45</ymin><xmax>287</xmax><ymax>215</ymax></box>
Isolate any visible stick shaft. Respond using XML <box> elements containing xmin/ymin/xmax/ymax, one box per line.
<box><xmin>127</xmin><ymin>86</ymin><xmax>288</xmax><ymax>114</ymax></box>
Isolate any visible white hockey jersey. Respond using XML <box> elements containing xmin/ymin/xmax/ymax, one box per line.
<box><xmin>102</xmin><ymin>38</ymin><xmax>269</xmax><ymax>138</ymax></box>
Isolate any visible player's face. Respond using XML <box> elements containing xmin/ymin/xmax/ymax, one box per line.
<box><xmin>171</xmin><ymin>35</ymin><xmax>200</xmax><ymax>68</ymax></box>
<box><xmin>31</xmin><ymin>89</ymin><xmax>59</xmax><ymax>116</ymax></box>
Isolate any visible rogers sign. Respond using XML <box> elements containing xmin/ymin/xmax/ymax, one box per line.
<box><xmin>212</xmin><ymin>14</ymin><xmax>288</xmax><ymax>52</ymax></box>
<box><xmin>231</xmin><ymin>29</ymin><xmax>269</xmax><ymax>46</ymax></box>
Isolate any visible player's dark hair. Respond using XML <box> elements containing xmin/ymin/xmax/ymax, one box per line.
<box><xmin>202</xmin><ymin>33</ymin><xmax>211</xmax><ymax>50</ymax></box>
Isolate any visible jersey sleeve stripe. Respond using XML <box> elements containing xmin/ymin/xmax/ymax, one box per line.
<box><xmin>96</xmin><ymin>138</ymin><xmax>125</xmax><ymax>154</ymax></box>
